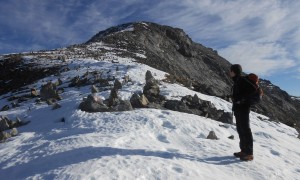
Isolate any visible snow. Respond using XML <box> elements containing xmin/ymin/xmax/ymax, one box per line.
<box><xmin>1</xmin><ymin>55</ymin><xmax>300</xmax><ymax>180</ymax></box>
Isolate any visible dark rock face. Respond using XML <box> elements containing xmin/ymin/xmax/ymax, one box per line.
<box><xmin>0</xmin><ymin>54</ymin><xmax>62</xmax><ymax>95</ymax></box>
<box><xmin>87</xmin><ymin>22</ymin><xmax>300</xmax><ymax>132</ymax></box>
<box><xmin>87</xmin><ymin>22</ymin><xmax>232</xmax><ymax>97</ymax></box>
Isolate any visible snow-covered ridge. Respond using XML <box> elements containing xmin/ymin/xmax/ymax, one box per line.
<box><xmin>88</xmin><ymin>23</ymin><xmax>136</xmax><ymax>41</ymax></box>
<box><xmin>291</xmin><ymin>96</ymin><xmax>300</xmax><ymax>101</ymax></box>
<box><xmin>0</xmin><ymin>52</ymin><xmax>300</xmax><ymax>179</ymax></box>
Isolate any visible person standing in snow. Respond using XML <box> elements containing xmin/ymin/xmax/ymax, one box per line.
<box><xmin>229</xmin><ymin>64</ymin><xmax>254</xmax><ymax>161</ymax></box>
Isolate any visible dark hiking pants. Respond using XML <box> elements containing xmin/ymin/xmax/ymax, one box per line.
<box><xmin>234</xmin><ymin>104</ymin><xmax>253</xmax><ymax>155</ymax></box>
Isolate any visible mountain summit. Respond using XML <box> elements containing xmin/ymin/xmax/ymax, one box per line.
<box><xmin>86</xmin><ymin>22</ymin><xmax>300</xmax><ymax>130</ymax></box>
<box><xmin>87</xmin><ymin>22</ymin><xmax>232</xmax><ymax>96</ymax></box>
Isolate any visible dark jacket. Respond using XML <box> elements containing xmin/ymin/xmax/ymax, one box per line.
<box><xmin>232</xmin><ymin>76</ymin><xmax>256</xmax><ymax>109</ymax></box>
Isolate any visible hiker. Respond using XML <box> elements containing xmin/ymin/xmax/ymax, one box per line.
<box><xmin>229</xmin><ymin>64</ymin><xmax>255</xmax><ymax>161</ymax></box>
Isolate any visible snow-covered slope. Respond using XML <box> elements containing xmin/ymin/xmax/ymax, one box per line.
<box><xmin>0</xmin><ymin>46</ymin><xmax>300</xmax><ymax>180</ymax></box>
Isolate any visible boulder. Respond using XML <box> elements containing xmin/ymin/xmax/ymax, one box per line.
<box><xmin>207</xmin><ymin>131</ymin><xmax>218</xmax><ymax>140</ymax></box>
<box><xmin>91</xmin><ymin>85</ymin><xmax>99</xmax><ymax>94</ymax></box>
<box><xmin>0</xmin><ymin>131</ymin><xmax>11</xmax><ymax>142</ymax></box>
<box><xmin>31</xmin><ymin>88</ymin><xmax>39</xmax><ymax>97</ymax></box>
<box><xmin>145</xmin><ymin>70</ymin><xmax>154</xmax><ymax>82</ymax></box>
<box><xmin>0</xmin><ymin>117</ymin><xmax>10</xmax><ymax>131</ymax></box>
<box><xmin>217</xmin><ymin>112</ymin><xmax>233</xmax><ymax>124</ymax></box>
<box><xmin>130</xmin><ymin>93</ymin><xmax>149</xmax><ymax>108</ymax></box>
<box><xmin>40</xmin><ymin>82</ymin><xmax>61</xmax><ymax>101</ymax></box>
<box><xmin>165</xmin><ymin>100</ymin><xmax>203</xmax><ymax>115</ymax></box>
<box><xmin>69</xmin><ymin>76</ymin><xmax>80</xmax><ymax>87</ymax></box>
<box><xmin>228</xmin><ymin>135</ymin><xmax>234</xmax><ymax>140</ymax></box>
<box><xmin>114</xmin><ymin>79</ymin><xmax>122</xmax><ymax>90</ymax></box>
<box><xmin>164</xmin><ymin>95</ymin><xmax>233</xmax><ymax>124</ymax></box>
<box><xmin>10</xmin><ymin>128</ymin><xmax>18</xmax><ymax>136</ymax></box>
<box><xmin>108</xmin><ymin>88</ymin><xmax>119</xmax><ymax>107</ymax></box>
<box><xmin>192</xmin><ymin>94</ymin><xmax>201</xmax><ymax>105</ymax></box>
<box><xmin>79</xmin><ymin>94</ymin><xmax>109</xmax><ymax>112</ymax></box>
<box><xmin>111</xmin><ymin>100</ymin><xmax>133</xmax><ymax>111</ymax></box>
<box><xmin>143</xmin><ymin>79</ymin><xmax>160</xmax><ymax>97</ymax></box>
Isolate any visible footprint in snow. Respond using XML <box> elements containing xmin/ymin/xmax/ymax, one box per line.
<box><xmin>166</xmin><ymin>148</ymin><xmax>179</xmax><ymax>153</ymax></box>
<box><xmin>270</xmin><ymin>149</ymin><xmax>280</xmax><ymax>156</ymax></box>
<box><xmin>157</xmin><ymin>134</ymin><xmax>170</xmax><ymax>143</ymax></box>
<box><xmin>162</xmin><ymin>121</ymin><xmax>176</xmax><ymax>129</ymax></box>
<box><xmin>172</xmin><ymin>166</ymin><xmax>183</xmax><ymax>173</ymax></box>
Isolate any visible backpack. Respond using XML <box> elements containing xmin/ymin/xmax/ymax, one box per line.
<box><xmin>244</xmin><ymin>73</ymin><xmax>263</xmax><ymax>105</ymax></box>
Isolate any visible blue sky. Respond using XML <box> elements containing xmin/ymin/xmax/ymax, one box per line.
<box><xmin>1</xmin><ymin>0</ymin><xmax>299</xmax><ymax>96</ymax></box>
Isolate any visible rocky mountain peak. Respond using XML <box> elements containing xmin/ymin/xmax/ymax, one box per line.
<box><xmin>87</xmin><ymin>22</ymin><xmax>231</xmax><ymax>95</ymax></box>
<box><xmin>86</xmin><ymin>22</ymin><xmax>300</xmax><ymax>131</ymax></box>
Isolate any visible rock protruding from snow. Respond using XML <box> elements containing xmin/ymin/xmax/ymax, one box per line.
<box><xmin>91</xmin><ymin>85</ymin><xmax>99</xmax><ymax>94</ymax></box>
<box><xmin>40</xmin><ymin>82</ymin><xmax>62</xmax><ymax>101</ymax></box>
<box><xmin>80</xmin><ymin>79</ymin><xmax>133</xmax><ymax>112</ymax></box>
<box><xmin>79</xmin><ymin>94</ymin><xmax>109</xmax><ymax>112</ymax></box>
<box><xmin>145</xmin><ymin>70</ymin><xmax>154</xmax><ymax>82</ymax></box>
<box><xmin>107</xmin><ymin>85</ymin><xmax>133</xmax><ymax>111</ymax></box>
<box><xmin>164</xmin><ymin>94</ymin><xmax>232</xmax><ymax>124</ymax></box>
<box><xmin>143</xmin><ymin>79</ymin><xmax>160</xmax><ymax>97</ymax></box>
<box><xmin>114</xmin><ymin>79</ymin><xmax>122</xmax><ymax>90</ymax></box>
<box><xmin>111</xmin><ymin>100</ymin><xmax>133</xmax><ymax>112</ymax></box>
<box><xmin>0</xmin><ymin>116</ymin><xmax>29</xmax><ymax>142</ymax></box>
<box><xmin>31</xmin><ymin>88</ymin><xmax>39</xmax><ymax>97</ymax></box>
<box><xmin>108</xmin><ymin>88</ymin><xmax>120</xmax><ymax>107</ymax></box>
<box><xmin>143</xmin><ymin>71</ymin><xmax>165</xmax><ymax>104</ymax></box>
<box><xmin>207</xmin><ymin>131</ymin><xmax>218</xmax><ymax>140</ymax></box>
<box><xmin>130</xmin><ymin>93</ymin><xmax>149</xmax><ymax>108</ymax></box>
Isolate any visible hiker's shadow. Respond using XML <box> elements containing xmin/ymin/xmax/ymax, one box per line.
<box><xmin>203</xmin><ymin>156</ymin><xmax>241</xmax><ymax>165</ymax></box>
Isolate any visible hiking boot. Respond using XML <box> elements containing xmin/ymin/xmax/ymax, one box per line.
<box><xmin>233</xmin><ymin>151</ymin><xmax>245</xmax><ymax>158</ymax></box>
<box><xmin>240</xmin><ymin>154</ymin><xmax>254</xmax><ymax>161</ymax></box>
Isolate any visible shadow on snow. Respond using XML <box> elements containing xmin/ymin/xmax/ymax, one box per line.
<box><xmin>0</xmin><ymin>146</ymin><xmax>240</xmax><ymax>179</ymax></box>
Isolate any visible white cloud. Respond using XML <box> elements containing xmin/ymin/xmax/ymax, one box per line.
<box><xmin>219</xmin><ymin>41</ymin><xmax>296</xmax><ymax>76</ymax></box>
<box><xmin>146</xmin><ymin>0</ymin><xmax>300</xmax><ymax>44</ymax></box>
<box><xmin>144</xmin><ymin>0</ymin><xmax>300</xmax><ymax>78</ymax></box>
<box><xmin>1</xmin><ymin>0</ymin><xmax>300</xmax><ymax>74</ymax></box>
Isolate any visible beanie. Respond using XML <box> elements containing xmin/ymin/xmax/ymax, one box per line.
<box><xmin>230</xmin><ymin>64</ymin><xmax>242</xmax><ymax>76</ymax></box>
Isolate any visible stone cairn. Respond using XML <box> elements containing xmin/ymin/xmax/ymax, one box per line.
<box><xmin>40</xmin><ymin>81</ymin><xmax>62</xmax><ymax>105</ymax></box>
<box><xmin>79</xmin><ymin>79</ymin><xmax>132</xmax><ymax>112</ymax></box>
